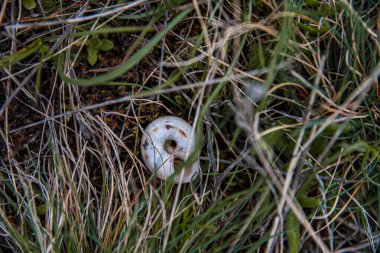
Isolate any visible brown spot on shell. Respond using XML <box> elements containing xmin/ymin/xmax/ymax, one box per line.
<box><xmin>184</xmin><ymin>167</ymin><xmax>192</xmax><ymax>178</ymax></box>
<box><xmin>179</xmin><ymin>129</ymin><xmax>187</xmax><ymax>138</ymax></box>
<box><xmin>144</xmin><ymin>154</ymin><xmax>149</xmax><ymax>161</ymax></box>
<box><xmin>152</xmin><ymin>128</ymin><xmax>158</xmax><ymax>132</ymax></box>
<box><xmin>174</xmin><ymin>158</ymin><xmax>192</xmax><ymax>178</ymax></box>
<box><xmin>142</xmin><ymin>139</ymin><xmax>149</xmax><ymax>150</ymax></box>
<box><xmin>165</xmin><ymin>124</ymin><xmax>175</xmax><ymax>130</ymax></box>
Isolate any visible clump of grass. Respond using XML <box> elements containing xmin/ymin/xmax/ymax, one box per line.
<box><xmin>1</xmin><ymin>0</ymin><xmax>380</xmax><ymax>252</ymax></box>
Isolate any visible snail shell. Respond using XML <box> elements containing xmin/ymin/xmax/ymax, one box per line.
<box><xmin>140</xmin><ymin>116</ymin><xmax>200</xmax><ymax>183</ymax></box>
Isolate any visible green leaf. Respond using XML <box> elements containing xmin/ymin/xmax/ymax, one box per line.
<box><xmin>39</xmin><ymin>44</ymin><xmax>49</xmax><ymax>54</ymax></box>
<box><xmin>36</xmin><ymin>204</ymin><xmax>46</xmax><ymax>216</ymax></box>
<box><xmin>87</xmin><ymin>47</ymin><xmax>99</xmax><ymax>66</ymax></box>
<box><xmin>87</xmin><ymin>36</ymin><xmax>101</xmax><ymax>49</ymax></box>
<box><xmin>310</xmin><ymin>136</ymin><xmax>328</xmax><ymax>156</ymax></box>
<box><xmin>35</xmin><ymin>56</ymin><xmax>43</xmax><ymax>91</ymax></box>
<box><xmin>22</xmin><ymin>0</ymin><xmax>36</xmax><ymax>9</ymax></box>
<box><xmin>0</xmin><ymin>40</ymin><xmax>41</xmax><ymax>67</ymax></box>
<box><xmin>297</xmin><ymin>196</ymin><xmax>322</xmax><ymax>208</ymax></box>
<box><xmin>286</xmin><ymin>211</ymin><xmax>300</xmax><ymax>253</ymax></box>
<box><xmin>57</xmin><ymin>8</ymin><xmax>193</xmax><ymax>86</ymax></box>
<box><xmin>99</xmin><ymin>39</ymin><xmax>114</xmax><ymax>51</ymax></box>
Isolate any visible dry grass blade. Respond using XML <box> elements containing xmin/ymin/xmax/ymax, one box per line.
<box><xmin>1</xmin><ymin>0</ymin><xmax>379</xmax><ymax>252</ymax></box>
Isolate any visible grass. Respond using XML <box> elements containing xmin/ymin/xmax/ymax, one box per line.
<box><xmin>0</xmin><ymin>0</ymin><xmax>380</xmax><ymax>252</ymax></box>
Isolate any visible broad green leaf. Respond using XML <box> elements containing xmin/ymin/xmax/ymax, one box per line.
<box><xmin>22</xmin><ymin>0</ymin><xmax>36</xmax><ymax>10</ymax></box>
<box><xmin>87</xmin><ymin>36</ymin><xmax>101</xmax><ymax>49</ymax></box>
<box><xmin>87</xmin><ymin>47</ymin><xmax>99</xmax><ymax>66</ymax></box>
<box><xmin>99</xmin><ymin>39</ymin><xmax>114</xmax><ymax>51</ymax></box>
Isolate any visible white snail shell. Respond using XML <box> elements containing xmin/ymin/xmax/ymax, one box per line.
<box><xmin>140</xmin><ymin>116</ymin><xmax>200</xmax><ymax>184</ymax></box>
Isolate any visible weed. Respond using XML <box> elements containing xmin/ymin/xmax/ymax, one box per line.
<box><xmin>0</xmin><ymin>0</ymin><xmax>379</xmax><ymax>252</ymax></box>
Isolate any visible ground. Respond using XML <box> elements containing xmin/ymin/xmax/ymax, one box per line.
<box><xmin>0</xmin><ymin>0</ymin><xmax>380</xmax><ymax>252</ymax></box>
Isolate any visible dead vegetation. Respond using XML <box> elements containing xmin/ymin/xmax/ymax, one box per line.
<box><xmin>0</xmin><ymin>0</ymin><xmax>380</xmax><ymax>252</ymax></box>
